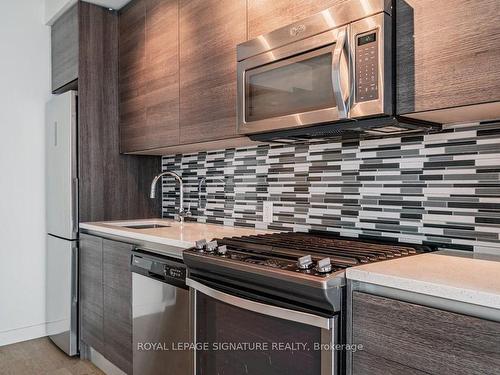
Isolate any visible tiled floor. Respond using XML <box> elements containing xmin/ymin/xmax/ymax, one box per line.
<box><xmin>0</xmin><ymin>337</ymin><xmax>104</xmax><ymax>375</ymax></box>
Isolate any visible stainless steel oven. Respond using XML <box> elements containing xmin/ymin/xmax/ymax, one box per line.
<box><xmin>184</xmin><ymin>234</ymin><xmax>434</xmax><ymax>375</ymax></box>
<box><xmin>237</xmin><ymin>0</ymin><xmax>392</xmax><ymax>136</ymax></box>
<box><xmin>187</xmin><ymin>278</ymin><xmax>338</xmax><ymax>375</ymax></box>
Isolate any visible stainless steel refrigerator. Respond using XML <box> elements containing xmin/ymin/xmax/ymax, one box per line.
<box><xmin>46</xmin><ymin>91</ymin><xmax>79</xmax><ymax>356</ymax></box>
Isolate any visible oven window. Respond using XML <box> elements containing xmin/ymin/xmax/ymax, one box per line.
<box><xmin>196</xmin><ymin>292</ymin><xmax>323</xmax><ymax>375</ymax></box>
<box><xmin>245</xmin><ymin>52</ymin><xmax>335</xmax><ymax>122</ymax></box>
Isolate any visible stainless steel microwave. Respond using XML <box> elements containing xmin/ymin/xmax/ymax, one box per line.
<box><xmin>237</xmin><ymin>0</ymin><xmax>399</xmax><ymax>137</ymax></box>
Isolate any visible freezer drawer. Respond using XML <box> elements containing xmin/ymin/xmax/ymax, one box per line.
<box><xmin>46</xmin><ymin>234</ymin><xmax>78</xmax><ymax>356</ymax></box>
<box><xmin>46</xmin><ymin>90</ymin><xmax>78</xmax><ymax>240</ymax></box>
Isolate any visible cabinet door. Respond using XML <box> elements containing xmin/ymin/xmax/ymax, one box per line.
<box><xmin>119</xmin><ymin>0</ymin><xmax>179</xmax><ymax>153</ymax></box>
<box><xmin>396</xmin><ymin>0</ymin><xmax>500</xmax><ymax>115</ymax></box>
<box><xmin>119</xmin><ymin>0</ymin><xmax>147</xmax><ymax>152</ymax></box>
<box><xmin>352</xmin><ymin>292</ymin><xmax>500</xmax><ymax>375</ymax></box>
<box><xmin>247</xmin><ymin>0</ymin><xmax>343</xmax><ymax>39</ymax></box>
<box><xmin>179</xmin><ymin>0</ymin><xmax>246</xmax><ymax>144</ymax></box>
<box><xmin>144</xmin><ymin>0</ymin><xmax>180</xmax><ymax>149</ymax></box>
<box><xmin>103</xmin><ymin>239</ymin><xmax>133</xmax><ymax>374</ymax></box>
<box><xmin>51</xmin><ymin>3</ymin><xmax>79</xmax><ymax>92</ymax></box>
<box><xmin>79</xmin><ymin>234</ymin><xmax>104</xmax><ymax>353</ymax></box>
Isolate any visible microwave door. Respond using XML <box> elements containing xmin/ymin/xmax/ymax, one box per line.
<box><xmin>237</xmin><ymin>26</ymin><xmax>350</xmax><ymax>135</ymax></box>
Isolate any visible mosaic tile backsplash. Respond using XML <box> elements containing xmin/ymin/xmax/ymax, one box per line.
<box><xmin>162</xmin><ymin>121</ymin><xmax>500</xmax><ymax>253</ymax></box>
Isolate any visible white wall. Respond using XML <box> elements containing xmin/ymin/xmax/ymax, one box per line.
<box><xmin>0</xmin><ymin>0</ymin><xmax>51</xmax><ymax>346</ymax></box>
<box><xmin>44</xmin><ymin>0</ymin><xmax>77</xmax><ymax>24</ymax></box>
<box><xmin>44</xmin><ymin>0</ymin><xmax>132</xmax><ymax>25</ymax></box>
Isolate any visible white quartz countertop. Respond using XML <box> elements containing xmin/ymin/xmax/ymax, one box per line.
<box><xmin>80</xmin><ymin>218</ymin><xmax>274</xmax><ymax>249</ymax></box>
<box><xmin>346</xmin><ymin>250</ymin><xmax>500</xmax><ymax>310</ymax></box>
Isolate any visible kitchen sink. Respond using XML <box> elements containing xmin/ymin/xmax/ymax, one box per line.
<box><xmin>122</xmin><ymin>224</ymin><xmax>170</xmax><ymax>229</ymax></box>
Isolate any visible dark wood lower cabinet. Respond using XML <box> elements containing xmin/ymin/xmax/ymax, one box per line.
<box><xmin>80</xmin><ymin>234</ymin><xmax>104</xmax><ymax>353</ymax></box>
<box><xmin>103</xmin><ymin>239</ymin><xmax>133</xmax><ymax>374</ymax></box>
<box><xmin>352</xmin><ymin>291</ymin><xmax>500</xmax><ymax>375</ymax></box>
<box><xmin>353</xmin><ymin>351</ymin><xmax>428</xmax><ymax>375</ymax></box>
<box><xmin>80</xmin><ymin>235</ymin><xmax>133</xmax><ymax>374</ymax></box>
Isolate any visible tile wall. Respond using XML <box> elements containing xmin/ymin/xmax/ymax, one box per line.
<box><xmin>162</xmin><ymin>121</ymin><xmax>500</xmax><ymax>253</ymax></box>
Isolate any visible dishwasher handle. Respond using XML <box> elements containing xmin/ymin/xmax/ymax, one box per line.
<box><xmin>132</xmin><ymin>255</ymin><xmax>154</xmax><ymax>272</ymax></box>
<box><xmin>131</xmin><ymin>251</ymin><xmax>188</xmax><ymax>289</ymax></box>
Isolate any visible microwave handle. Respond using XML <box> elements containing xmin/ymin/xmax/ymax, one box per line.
<box><xmin>332</xmin><ymin>27</ymin><xmax>349</xmax><ymax>118</ymax></box>
<box><xmin>186</xmin><ymin>277</ymin><xmax>333</xmax><ymax>330</ymax></box>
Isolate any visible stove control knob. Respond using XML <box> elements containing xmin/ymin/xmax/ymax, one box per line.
<box><xmin>217</xmin><ymin>245</ymin><xmax>228</xmax><ymax>256</ymax></box>
<box><xmin>297</xmin><ymin>255</ymin><xmax>314</xmax><ymax>270</ymax></box>
<box><xmin>316</xmin><ymin>258</ymin><xmax>332</xmax><ymax>273</ymax></box>
<box><xmin>206</xmin><ymin>240</ymin><xmax>218</xmax><ymax>253</ymax></box>
<box><xmin>195</xmin><ymin>239</ymin><xmax>207</xmax><ymax>251</ymax></box>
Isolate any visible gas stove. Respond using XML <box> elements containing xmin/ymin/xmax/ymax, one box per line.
<box><xmin>183</xmin><ymin>232</ymin><xmax>434</xmax><ymax>314</ymax></box>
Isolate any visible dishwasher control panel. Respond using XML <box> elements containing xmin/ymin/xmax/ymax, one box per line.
<box><xmin>165</xmin><ymin>265</ymin><xmax>186</xmax><ymax>280</ymax></box>
<box><xmin>131</xmin><ymin>250</ymin><xmax>187</xmax><ymax>286</ymax></box>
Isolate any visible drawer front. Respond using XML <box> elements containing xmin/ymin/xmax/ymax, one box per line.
<box><xmin>352</xmin><ymin>292</ymin><xmax>500</xmax><ymax>375</ymax></box>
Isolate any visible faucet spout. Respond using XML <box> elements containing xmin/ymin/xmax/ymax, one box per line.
<box><xmin>150</xmin><ymin>171</ymin><xmax>189</xmax><ymax>222</ymax></box>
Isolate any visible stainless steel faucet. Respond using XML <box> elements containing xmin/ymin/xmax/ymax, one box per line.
<box><xmin>150</xmin><ymin>171</ymin><xmax>191</xmax><ymax>222</ymax></box>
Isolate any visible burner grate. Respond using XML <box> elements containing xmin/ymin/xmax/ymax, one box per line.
<box><xmin>218</xmin><ymin>232</ymin><xmax>430</xmax><ymax>269</ymax></box>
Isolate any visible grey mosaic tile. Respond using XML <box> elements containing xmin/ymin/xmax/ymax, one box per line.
<box><xmin>162</xmin><ymin>122</ymin><xmax>500</xmax><ymax>253</ymax></box>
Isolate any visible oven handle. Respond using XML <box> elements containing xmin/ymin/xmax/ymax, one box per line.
<box><xmin>186</xmin><ymin>277</ymin><xmax>333</xmax><ymax>330</ymax></box>
<box><xmin>332</xmin><ymin>26</ymin><xmax>349</xmax><ymax>119</ymax></box>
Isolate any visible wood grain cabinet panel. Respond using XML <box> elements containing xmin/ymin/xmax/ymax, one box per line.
<box><xmin>119</xmin><ymin>0</ymin><xmax>179</xmax><ymax>153</ymax></box>
<box><xmin>179</xmin><ymin>0</ymin><xmax>246</xmax><ymax>144</ymax></box>
<box><xmin>353</xmin><ymin>351</ymin><xmax>428</xmax><ymax>375</ymax></box>
<box><xmin>352</xmin><ymin>292</ymin><xmax>500</xmax><ymax>375</ymax></box>
<box><xmin>144</xmin><ymin>0</ymin><xmax>180</xmax><ymax>149</ymax></box>
<box><xmin>119</xmin><ymin>0</ymin><xmax>148</xmax><ymax>152</ymax></box>
<box><xmin>79</xmin><ymin>2</ymin><xmax>161</xmax><ymax>222</ymax></box>
<box><xmin>102</xmin><ymin>239</ymin><xmax>133</xmax><ymax>374</ymax></box>
<box><xmin>396</xmin><ymin>0</ymin><xmax>500</xmax><ymax>114</ymax></box>
<box><xmin>51</xmin><ymin>3</ymin><xmax>79</xmax><ymax>92</ymax></box>
<box><xmin>247</xmin><ymin>0</ymin><xmax>344</xmax><ymax>39</ymax></box>
<box><xmin>80</xmin><ymin>235</ymin><xmax>133</xmax><ymax>374</ymax></box>
<box><xmin>79</xmin><ymin>234</ymin><xmax>104</xmax><ymax>353</ymax></box>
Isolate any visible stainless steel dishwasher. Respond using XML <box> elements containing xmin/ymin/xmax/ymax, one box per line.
<box><xmin>131</xmin><ymin>249</ymin><xmax>192</xmax><ymax>375</ymax></box>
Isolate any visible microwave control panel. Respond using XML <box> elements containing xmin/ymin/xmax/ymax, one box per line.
<box><xmin>355</xmin><ymin>31</ymin><xmax>379</xmax><ymax>102</ymax></box>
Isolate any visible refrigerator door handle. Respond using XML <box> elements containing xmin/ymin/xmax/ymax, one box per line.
<box><xmin>71</xmin><ymin>244</ymin><xmax>78</xmax><ymax>305</ymax></box>
<box><xmin>72</xmin><ymin>177</ymin><xmax>78</xmax><ymax>235</ymax></box>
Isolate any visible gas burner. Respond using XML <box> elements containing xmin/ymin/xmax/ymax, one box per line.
<box><xmin>184</xmin><ymin>232</ymin><xmax>435</xmax><ymax>312</ymax></box>
<box><xmin>186</xmin><ymin>232</ymin><xmax>431</xmax><ymax>279</ymax></box>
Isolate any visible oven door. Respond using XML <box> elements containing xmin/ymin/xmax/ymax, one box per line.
<box><xmin>237</xmin><ymin>26</ymin><xmax>350</xmax><ymax>135</ymax></box>
<box><xmin>187</xmin><ymin>278</ymin><xmax>338</xmax><ymax>375</ymax></box>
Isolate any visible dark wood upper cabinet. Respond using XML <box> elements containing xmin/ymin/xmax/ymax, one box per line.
<box><xmin>119</xmin><ymin>0</ymin><xmax>147</xmax><ymax>153</ymax></box>
<box><xmin>396</xmin><ymin>0</ymin><xmax>500</xmax><ymax>116</ymax></box>
<box><xmin>79</xmin><ymin>2</ymin><xmax>160</xmax><ymax>222</ymax></box>
<box><xmin>145</xmin><ymin>0</ymin><xmax>180</xmax><ymax>148</ymax></box>
<box><xmin>51</xmin><ymin>3</ymin><xmax>79</xmax><ymax>93</ymax></box>
<box><xmin>119</xmin><ymin>0</ymin><xmax>179</xmax><ymax>153</ymax></box>
<box><xmin>351</xmin><ymin>291</ymin><xmax>500</xmax><ymax>375</ymax></box>
<box><xmin>247</xmin><ymin>0</ymin><xmax>343</xmax><ymax>39</ymax></box>
<box><xmin>179</xmin><ymin>0</ymin><xmax>246</xmax><ymax>144</ymax></box>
